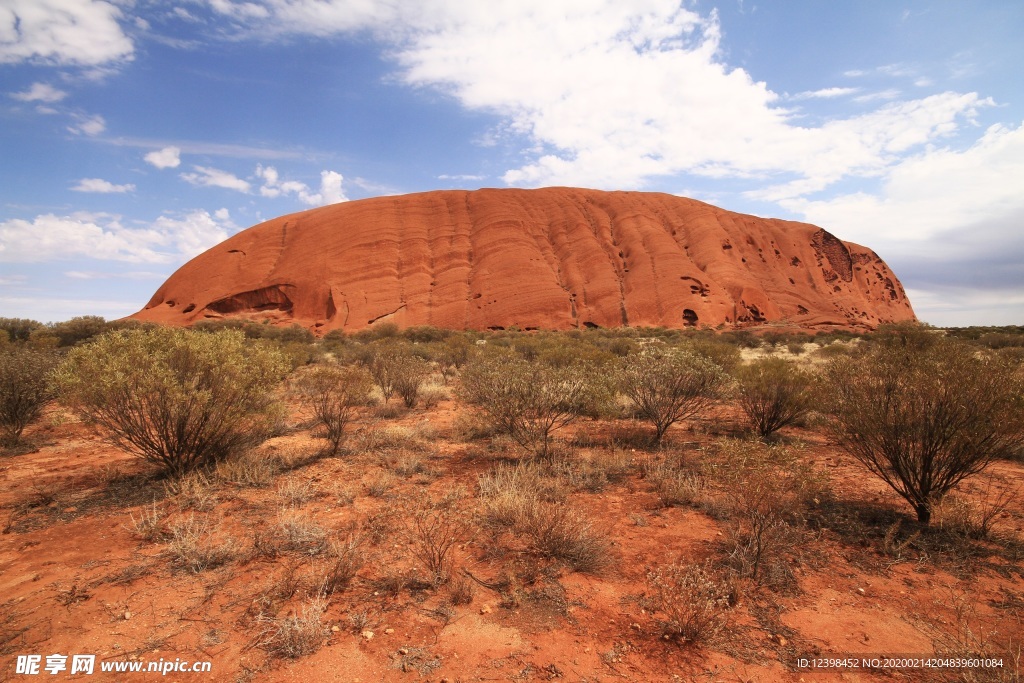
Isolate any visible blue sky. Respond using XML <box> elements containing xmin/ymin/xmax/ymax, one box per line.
<box><xmin>1</xmin><ymin>0</ymin><xmax>1022</xmax><ymax>326</ymax></box>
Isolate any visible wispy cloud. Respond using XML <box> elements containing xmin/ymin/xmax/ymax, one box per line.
<box><xmin>67</xmin><ymin>113</ymin><xmax>106</xmax><ymax>136</ymax></box>
<box><xmin>790</xmin><ymin>87</ymin><xmax>859</xmax><ymax>100</ymax></box>
<box><xmin>181</xmin><ymin>165</ymin><xmax>251</xmax><ymax>192</ymax></box>
<box><xmin>64</xmin><ymin>270</ymin><xmax>164</xmax><ymax>280</ymax></box>
<box><xmin>10</xmin><ymin>82</ymin><xmax>67</xmax><ymax>103</ymax></box>
<box><xmin>102</xmin><ymin>136</ymin><xmax>309</xmax><ymax>160</ymax></box>
<box><xmin>71</xmin><ymin>178</ymin><xmax>135</xmax><ymax>193</ymax></box>
<box><xmin>438</xmin><ymin>173</ymin><xmax>486</xmax><ymax>181</ymax></box>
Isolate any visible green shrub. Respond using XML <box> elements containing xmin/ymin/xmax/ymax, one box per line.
<box><xmin>459</xmin><ymin>354</ymin><xmax>607</xmax><ymax>457</ymax></box>
<box><xmin>821</xmin><ymin>335</ymin><xmax>1024</xmax><ymax>525</ymax></box>
<box><xmin>735</xmin><ymin>357</ymin><xmax>814</xmax><ymax>438</ymax></box>
<box><xmin>55</xmin><ymin>327</ymin><xmax>288</xmax><ymax>476</ymax></box>
<box><xmin>618</xmin><ymin>348</ymin><xmax>728</xmax><ymax>443</ymax></box>
<box><xmin>0</xmin><ymin>346</ymin><xmax>59</xmax><ymax>446</ymax></box>
<box><xmin>47</xmin><ymin>315</ymin><xmax>108</xmax><ymax>347</ymax></box>
<box><xmin>294</xmin><ymin>364</ymin><xmax>372</xmax><ymax>454</ymax></box>
<box><xmin>0</xmin><ymin>318</ymin><xmax>44</xmax><ymax>343</ymax></box>
<box><xmin>362</xmin><ymin>342</ymin><xmax>429</xmax><ymax>405</ymax></box>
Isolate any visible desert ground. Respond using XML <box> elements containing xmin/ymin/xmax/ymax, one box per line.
<box><xmin>1</xmin><ymin>330</ymin><xmax>1021</xmax><ymax>683</ymax></box>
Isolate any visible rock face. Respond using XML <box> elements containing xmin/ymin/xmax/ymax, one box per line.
<box><xmin>132</xmin><ymin>188</ymin><xmax>916</xmax><ymax>332</ymax></box>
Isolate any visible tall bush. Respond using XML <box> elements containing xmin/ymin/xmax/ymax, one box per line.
<box><xmin>56</xmin><ymin>327</ymin><xmax>288</xmax><ymax>475</ymax></box>
<box><xmin>294</xmin><ymin>364</ymin><xmax>372</xmax><ymax>455</ymax></box>
<box><xmin>459</xmin><ymin>354</ymin><xmax>605</xmax><ymax>457</ymax></box>
<box><xmin>821</xmin><ymin>335</ymin><xmax>1024</xmax><ymax>524</ymax></box>
<box><xmin>618</xmin><ymin>347</ymin><xmax>728</xmax><ymax>443</ymax></box>
<box><xmin>0</xmin><ymin>346</ymin><xmax>59</xmax><ymax>446</ymax></box>
<box><xmin>735</xmin><ymin>357</ymin><xmax>813</xmax><ymax>438</ymax></box>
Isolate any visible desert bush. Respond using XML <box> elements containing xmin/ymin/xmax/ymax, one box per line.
<box><xmin>647</xmin><ymin>561</ymin><xmax>731</xmax><ymax>645</ymax></box>
<box><xmin>55</xmin><ymin>327</ymin><xmax>288</xmax><ymax>476</ymax></box>
<box><xmin>47</xmin><ymin>315</ymin><xmax>108</xmax><ymax>347</ymax></box>
<box><xmin>821</xmin><ymin>335</ymin><xmax>1024</xmax><ymax>525</ymax></box>
<box><xmin>686</xmin><ymin>338</ymin><xmax>743</xmax><ymax>373</ymax></box>
<box><xmin>128</xmin><ymin>501</ymin><xmax>166</xmax><ymax>542</ymax></box>
<box><xmin>459</xmin><ymin>354</ymin><xmax>607</xmax><ymax>457</ymax></box>
<box><xmin>522</xmin><ymin>504</ymin><xmax>612</xmax><ymax>574</ymax></box>
<box><xmin>735</xmin><ymin>357</ymin><xmax>814</xmax><ymax>438</ymax></box>
<box><xmin>362</xmin><ymin>342</ymin><xmax>428</xmax><ymax>405</ymax></box>
<box><xmin>319</xmin><ymin>534</ymin><xmax>364</xmax><ymax>594</ymax></box>
<box><xmin>166</xmin><ymin>515</ymin><xmax>238</xmax><ymax>572</ymax></box>
<box><xmin>405</xmin><ymin>503</ymin><xmax>469</xmax><ymax>585</ymax></box>
<box><xmin>618</xmin><ymin>347</ymin><xmax>728</xmax><ymax>443</ymax></box>
<box><xmin>477</xmin><ymin>465</ymin><xmax>610</xmax><ymax>573</ymax></box>
<box><xmin>0</xmin><ymin>318</ymin><xmax>44</xmax><ymax>343</ymax></box>
<box><xmin>294</xmin><ymin>364</ymin><xmax>372</xmax><ymax>454</ymax></box>
<box><xmin>434</xmin><ymin>335</ymin><xmax>474</xmax><ymax>383</ymax></box>
<box><xmin>0</xmin><ymin>345</ymin><xmax>59</xmax><ymax>446</ymax></box>
<box><xmin>214</xmin><ymin>450</ymin><xmax>282</xmax><ymax>487</ymax></box>
<box><xmin>258</xmin><ymin>594</ymin><xmax>329</xmax><ymax>659</ymax></box>
<box><xmin>393</xmin><ymin>355</ymin><xmax>431</xmax><ymax>408</ymax></box>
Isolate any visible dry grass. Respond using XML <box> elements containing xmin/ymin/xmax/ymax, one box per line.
<box><xmin>127</xmin><ymin>501</ymin><xmax>166</xmax><ymax>542</ymax></box>
<box><xmin>319</xmin><ymin>534</ymin><xmax>364</xmax><ymax>595</ymax></box>
<box><xmin>263</xmin><ymin>509</ymin><xmax>329</xmax><ymax>556</ymax></box>
<box><xmin>365</xmin><ymin>470</ymin><xmax>397</xmax><ymax>498</ymax></box>
<box><xmin>477</xmin><ymin>464</ymin><xmax>612</xmax><ymax>574</ymax></box>
<box><xmin>276</xmin><ymin>477</ymin><xmax>318</xmax><ymax>505</ymax></box>
<box><xmin>164</xmin><ymin>470</ymin><xmax>219</xmax><ymax>511</ymax></box>
<box><xmin>647</xmin><ymin>561</ymin><xmax>732</xmax><ymax>645</ymax></box>
<box><xmin>215</xmin><ymin>451</ymin><xmax>281</xmax><ymax>487</ymax></box>
<box><xmin>165</xmin><ymin>515</ymin><xmax>238</xmax><ymax>572</ymax></box>
<box><xmin>257</xmin><ymin>594</ymin><xmax>329</xmax><ymax>659</ymax></box>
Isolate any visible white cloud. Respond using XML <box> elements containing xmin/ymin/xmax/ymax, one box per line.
<box><xmin>181</xmin><ymin>165</ymin><xmax>251</xmax><ymax>192</ymax></box>
<box><xmin>10</xmin><ymin>82</ymin><xmax>67</xmax><ymax>102</ymax></box>
<box><xmin>207</xmin><ymin>1</ymin><xmax>993</xmax><ymax>194</ymax></box>
<box><xmin>64</xmin><ymin>270</ymin><xmax>163</xmax><ymax>280</ymax></box>
<box><xmin>781</xmin><ymin>122</ymin><xmax>1024</xmax><ymax>248</ymax></box>
<box><xmin>790</xmin><ymin>87</ymin><xmax>859</xmax><ymax>100</ymax></box>
<box><xmin>0</xmin><ymin>295</ymin><xmax>138</xmax><ymax>323</ymax></box>
<box><xmin>854</xmin><ymin>88</ymin><xmax>902</xmax><ymax>103</ymax></box>
<box><xmin>319</xmin><ymin>170</ymin><xmax>346</xmax><ymax>204</ymax></box>
<box><xmin>0</xmin><ymin>209</ymin><xmax>237</xmax><ymax>263</ymax></box>
<box><xmin>438</xmin><ymin>173</ymin><xmax>486</xmax><ymax>181</ymax></box>
<box><xmin>144</xmin><ymin>146</ymin><xmax>182</xmax><ymax>169</ymax></box>
<box><xmin>776</xmin><ymin>122</ymin><xmax>1024</xmax><ymax>325</ymax></box>
<box><xmin>151</xmin><ymin>209</ymin><xmax>236</xmax><ymax>258</ymax></box>
<box><xmin>71</xmin><ymin>178</ymin><xmax>135</xmax><ymax>193</ymax></box>
<box><xmin>255</xmin><ymin>164</ymin><xmax>347</xmax><ymax>205</ymax></box>
<box><xmin>67</xmin><ymin>113</ymin><xmax>106</xmax><ymax>136</ymax></box>
<box><xmin>0</xmin><ymin>0</ymin><xmax>134</xmax><ymax>66</ymax></box>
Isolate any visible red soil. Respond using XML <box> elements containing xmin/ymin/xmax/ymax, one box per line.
<box><xmin>2</xmin><ymin>398</ymin><xmax>1020</xmax><ymax>682</ymax></box>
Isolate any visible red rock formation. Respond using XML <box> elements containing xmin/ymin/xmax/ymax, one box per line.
<box><xmin>131</xmin><ymin>188</ymin><xmax>916</xmax><ymax>332</ymax></box>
